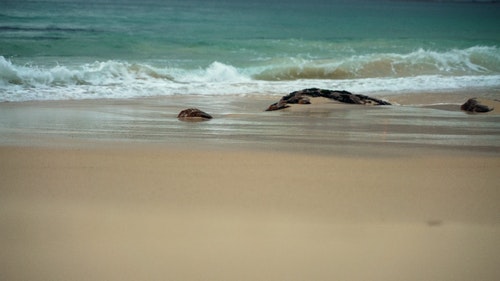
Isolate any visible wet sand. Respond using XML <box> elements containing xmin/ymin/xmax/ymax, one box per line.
<box><xmin>1</xmin><ymin>93</ymin><xmax>500</xmax><ymax>281</ymax></box>
<box><xmin>0</xmin><ymin>92</ymin><xmax>499</xmax><ymax>153</ymax></box>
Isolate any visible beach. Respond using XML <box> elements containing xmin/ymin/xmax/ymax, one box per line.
<box><xmin>2</xmin><ymin>0</ymin><xmax>500</xmax><ymax>279</ymax></box>
<box><xmin>1</xmin><ymin>94</ymin><xmax>500</xmax><ymax>281</ymax></box>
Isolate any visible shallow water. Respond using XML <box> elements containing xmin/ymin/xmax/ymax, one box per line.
<box><xmin>1</xmin><ymin>93</ymin><xmax>498</xmax><ymax>156</ymax></box>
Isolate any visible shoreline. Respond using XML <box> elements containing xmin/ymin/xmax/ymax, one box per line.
<box><xmin>1</xmin><ymin>91</ymin><xmax>499</xmax><ymax>156</ymax></box>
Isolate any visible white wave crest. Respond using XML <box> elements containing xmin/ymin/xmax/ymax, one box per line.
<box><xmin>1</xmin><ymin>46</ymin><xmax>500</xmax><ymax>102</ymax></box>
<box><xmin>177</xmin><ymin>61</ymin><xmax>250</xmax><ymax>83</ymax></box>
<box><xmin>252</xmin><ymin>46</ymin><xmax>500</xmax><ymax>80</ymax></box>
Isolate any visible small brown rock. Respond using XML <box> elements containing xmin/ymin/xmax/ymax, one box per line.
<box><xmin>177</xmin><ymin>108</ymin><xmax>213</xmax><ymax>121</ymax></box>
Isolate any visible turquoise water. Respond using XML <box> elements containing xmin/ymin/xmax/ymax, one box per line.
<box><xmin>1</xmin><ymin>0</ymin><xmax>500</xmax><ymax>101</ymax></box>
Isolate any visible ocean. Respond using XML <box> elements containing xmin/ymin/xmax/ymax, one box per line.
<box><xmin>1</xmin><ymin>0</ymin><xmax>500</xmax><ymax>102</ymax></box>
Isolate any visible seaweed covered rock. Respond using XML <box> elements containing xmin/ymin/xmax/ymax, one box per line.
<box><xmin>265</xmin><ymin>88</ymin><xmax>391</xmax><ymax>111</ymax></box>
<box><xmin>177</xmin><ymin>108</ymin><xmax>213</xmax><ymax>121</ymax></box>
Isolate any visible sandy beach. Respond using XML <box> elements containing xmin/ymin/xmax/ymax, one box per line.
<box><xmin>2</xmin><ymin>0</ymin><xmax>500</xmax><ymax>279</ymax></box>
<box><xmin>1</xmin><ymin>94</ymin><xmax>500</xmax><ymax>281</ymax></box>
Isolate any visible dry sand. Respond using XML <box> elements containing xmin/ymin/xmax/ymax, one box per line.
<box><xmin>1</xmin><ymin>144</ymin><xmax>499</xmax><ymax>281</ymax></box>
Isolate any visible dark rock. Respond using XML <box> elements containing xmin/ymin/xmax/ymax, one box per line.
<box><xmin>297</xmin><ymin>97</ymin><xmax>311</xmax><ymax>104</ymax></box>
<box><xmin>266</xmin><ymin>101</ymin><xmax>290</xmax><ymax>111</ymax></box>
<box><xmin>461</xmin><ymin>98</ymin><xmax>493</xmax><ymax>113</ymax></box>
<box><xmin>265</xmin><ymin>88</ymin><xmax>390</xmax><ymax>111</ymax></box>
<box><xmin>177</xmin><ymin>108</ymin><xmax>213</xmax><ymax>120</ymax></box>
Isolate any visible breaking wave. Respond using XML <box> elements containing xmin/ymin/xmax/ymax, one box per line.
<box><xmin>1</xmin><ymin>46</ymin><xmax>499</xmax><ymax>101</ymax></box>
<box><xmin>253</xmin><ymin>46</ymin><xmax>500</xmax><ymax>80</ymax></box>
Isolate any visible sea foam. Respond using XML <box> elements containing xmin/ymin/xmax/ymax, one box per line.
<box><xmin>1</xmin><ymin>46</ymin><xmax>499</xmax><ymax>102</ymax></box>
